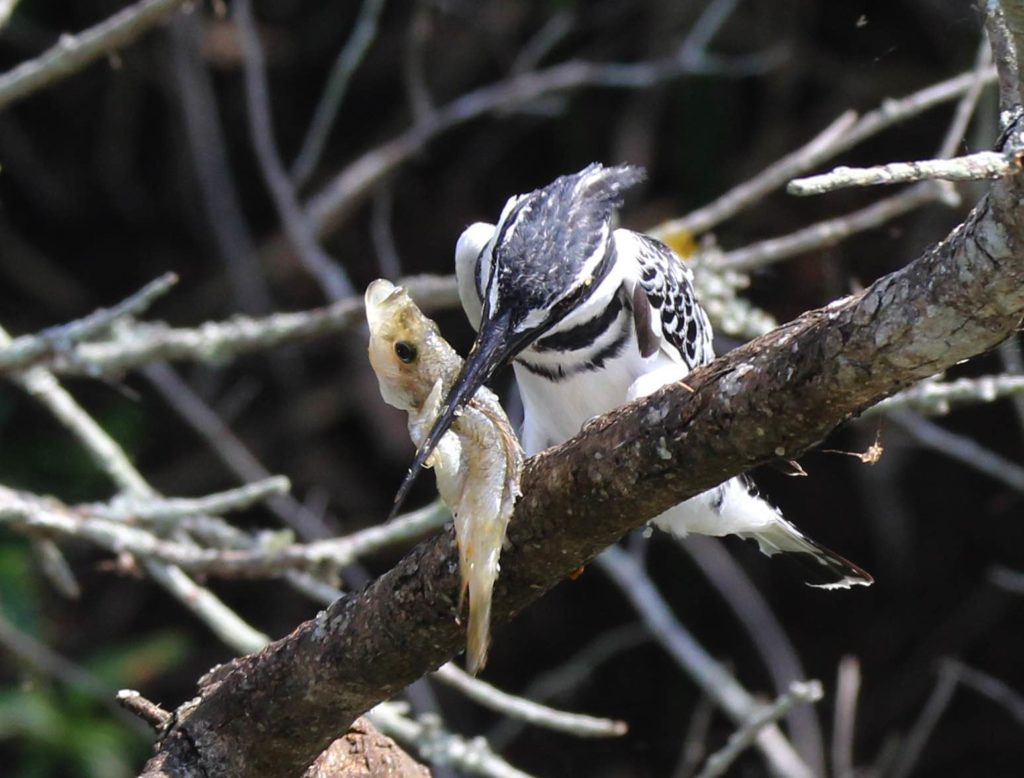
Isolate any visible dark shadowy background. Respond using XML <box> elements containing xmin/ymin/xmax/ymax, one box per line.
<box><xmin>0</xmin><ymin>1</ymin><xmax>1022</xmax><ymax>776</ymax></box>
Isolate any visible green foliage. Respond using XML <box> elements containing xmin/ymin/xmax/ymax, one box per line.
<box><xmin>0</xmin><ymin>687</ymin><xmax>140</xmax><ymax>778</ymax></box>
<box><xmin>0</xmin><ymin>537</ymin><xmax>189</xmax><ymax>777</ymax></box>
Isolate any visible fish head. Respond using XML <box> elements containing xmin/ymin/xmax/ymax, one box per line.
<box><xmin>365</xmin><ymin>279</ymin><xmax>440</xmax><ymax>412</ymax></box>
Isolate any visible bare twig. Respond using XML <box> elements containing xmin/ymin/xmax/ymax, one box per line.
<box><xmin>0</xmin><ymin>324</ymin><xmax>269</xmax><ymax>654</ymax></box>
<box><xmin>597</xmin><ymin>546</ymin><xmax>815</xmax><ymax>778</ymax></box>
<box><xmin>168</xmin><ymin>13</ymin><xmax>276</xmax><ymax>317</ymax></box>
<box><xmin>989</xmin><ymin>565</ymin><xmax>1024</xmax><ymax>594</ymax></box>
<box><xmin>887</xmin><ymin>663</ymin><xmax>960</xmax><ymax>778</ymax></box>
<box><xmin>695</xmin><ymin>681</ymin><xmax>824</xmax><ymax>778</ymax></box>
<box><xmin>682</xmin><ymin>536</ymin><xmax>824</xmax><ymax>773</ymax></box>
<box><xmin>30</xmin><ymin>537</ymin><xmax>80</xmax><ymax>600</ymax></box>
<box><xmin>0</xmin><ymin>603</ymin><xmax>110</xmax><ymax>700</ymax></box>
<box><xmin>117</xmin><ymin>689</ymin><xmax>172</xmax><ymax>730</ymax></box>
<box><xmin>142</xmin><ymin>361</ymin><xmax>340</xmax><ymax>543</ymax></box>
<box><xmin>937</xmin><ymin>39</ymin><xmax>994</xmax><ymax>159</ymax></box>
<box><xmin>433</xmin><ymin>663</ymin><xmax>627</xmax><ymax>739</ymax></box>
<box><xmin>0</xmin><ymin>604</ymin><xmax>149</xmax><ymax>734</ymax></box>
<box><xmin>235</xmin><ymin>0</ymin><xmax>353</xmax><ymax>301</ymax></box>
<box><xmin>654</xmin><ymin>111</ymin><xmax>859</xmax><ymax>239</ymax></box>
<box><xmin>94</xmin><ymin>476</ymin><xmax>291</xmax><ymax>524</ymax></box>
<box><xmin>690</xmin><ymin>253</ymin><xmax>777</xmax><ymax>337</ymax></box>
<box><xmin>0</xmin><ymin>0</ymin><xmax>189</xmax><ymax>111</ymax></box>
<box><xmin>369</xmin><ymin>702</ymin><xmax>534</xmax><ymax>778</ymax></box>
<box><xmin>889</xmin><ymin>410</ymin><xmax>1024</xmax><ymax>493</ymax></box>
<box><xmin>866</xmin><ymin>374</ymin><xmax>1024</xmax><ymax>417</ymax></box>
<box><xmin>509</xmin><ymin>11</ymin><xmax>575</xmax><ymax>75</ymax></box>
<box><xmin>305</xmin><ymin>44</ymin><xmax>784</xmax><ymax>237</ymax></box>
<box><xmin>832</xmin><ymin>656</ymin><xmax>861</xmax><ymax>778</ymax></box>
<box><xmin>788</xmin><ymin>151</ymin><xmax>1017</xmax><ymax>196</ymax></box>
<box><xmin>943</xmin><ymin>659</ymin><xmax>1024</xmax><ymax>726</ymax></box>
<box><xmin>660</xmin><ymin>65</ymin><xmax>997</xmax><ymax>237</ymax></box>
<box><xmin>0</xmin><ymin>272</ymin><xmax>177</xmax><ymax>374</ymax></box>
<box><xmin>987</xmin><ymin>0</ymin><xmax>1024</xmax><ymax>122</ymax></box>
<box><xmin>290</xmin><ymin>0</ymin><xmax>388</xmax><ymax>186</ymax></box>
<box><xmin>371</xmin><ymin>183</ymin><xmax>403</xmax><ymax>278</ymax></box>
<box><xmin>719</xmin><ymin>41</ymin><xmax>995</xmax><ymax>271</ymax></box>
<box><xmin>673</xmin><ymin>691</ymin><xmax>715</xmax><ymax>778</ymax></box>
<box><xmin>0</xmin><ymin>1</ymin><xmax>19</xmax><ymax>29</ymax></box>
<box><xmin>720</xmin><ymin>182</ymin><xmax>946</xmax><ymax>271</ymax></box>
<box><xmin>487</xmin><ymin>624</ymin><xmax>648</xmax><ymax>749</ymax></box>
<box><xmin>996</xmin><ymin>338</ymin><xmax>1024</xmax><ymax>433</ymax></box>
<box><xmin>40</xmin><ymin>274</ymin><xmax>457</xmax><ymax>377</ymax></box>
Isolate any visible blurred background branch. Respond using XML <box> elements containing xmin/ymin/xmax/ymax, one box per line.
<box><xmin>0</xmin><ymin>1</ymin><xmax>1022</xmax><ymax>777</ymax></box>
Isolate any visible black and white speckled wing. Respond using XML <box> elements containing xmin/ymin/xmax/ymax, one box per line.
<box><xmin>619</xmin><ymin>230</ymin><xmax>714</xmax><ymax>370</ymax></box>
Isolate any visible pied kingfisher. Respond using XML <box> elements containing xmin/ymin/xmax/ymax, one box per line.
<box><xmin>397</xmin><ymin>163</ymin><xmax>871</xmax><ymax>588</ymax></box>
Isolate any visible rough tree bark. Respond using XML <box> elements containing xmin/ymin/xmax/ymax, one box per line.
<box><xmin>139</xmin><ymin>8</ymin><xmax>1024</xmax><ymax>778</ymax></box>
<box><xmin>301</xmin><ymin>718</ymin><xmax>429</xmax><ymax>778</ymax></box>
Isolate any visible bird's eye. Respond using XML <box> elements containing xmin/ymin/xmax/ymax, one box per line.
<box><xmin>394</xmin><ymin>341</ymin><xmax>417</xmax><ymax>363</ymax></box>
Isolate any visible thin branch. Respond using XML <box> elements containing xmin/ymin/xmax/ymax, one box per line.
<box><xmin>290</xmin><ymin>0</ymin><xmax>388</xmax><ymax>187</ymax></box>
<box><xmin>996</xmin><ymin>338</ymin><xmax>1024</xmax><ymax>433</ymax></box>
<box><xmin>0</xmin><ymin>1</ymin><xmax>19</xmax><ymax>29</ymax></box>
<box><xmin>691</xmin><ymin>252</ymin><xmax>778</xmax><ymax>337</ymax></box>
<box><xmin>659</xmin><ymin>65</ymin><xmax>997</xmax><ymax>237</ymax></box>
<box><xmin>695</xmin><ymin>681</ymin><xmax>824</xmax><ymax>778</ymax></box>
<box><xmin>832</xmin><ymin>656</ymin><xmax>861</xmax><ymax>778</ymax></box>
<box><xmin>0</xmin><ymin>325</ymin><xmax>269</xmax><ymax>654</ymax></box>
<box><xmin>654</xmin><ymin>110</ymin><xmax>858</xmax><ymax>240</ymax></box>
<box><xmin>719</xmin><ymin>182</ymin><xmax>946</xmax><ymax>271</ymax></box>
<box><xmin>0</xmin><ymin>602</ymin><xmax>112</xmax><ymax>700</ymax></box>
<box><xmin>676</xmin><ymin>0</ymin><xmax>743</xmax><ymax>66</ymax></box>
<box><xmin>682</xmin><ymin>536</ymin><xmax>824</xmax><ymax>774</ymax></box>
<box><xmin>486</xmin><ymin>624</ymin><xmax>648</xmax><ymax>749</ymax></box>
<box><xmin>168</xmin><ymin>13</ymin><xmax>277</xmax><ymax>317</ymax></box>
<box><xmin>0</xmin><ymin>604</ymin><xmax>148</xmax><ymax>733</ymax></box>
<box><xmin>943</xmin><ymin>659</ymin><xmax>1024</xmax><ymax>727</ymax></box>
<box><xmin>987</xmin><ymin>0</ymin><xmax>1024</xmax><ymax>120</ymax></box>
<box><xmin>31</xmin><ymin>537</ymin><xmax>80</xmax><ymax>599</ymax></box>
<box><xmin>235</xmin><ymin>0</ymin><xmax>353</xmax><ymax>301</ymax></box>
<box><xmin>0</xmin><ymin>0</ymin><xmax>189</xmax><ymax>112</ymax></box>
<box><xmin>433</xmin><ymin>663</ymin><xmax>627</xmax><ymax>739</ymax></box>
<box><xmin>788</xmin><ymin>151</ymin><xmax>1017</xmax><ymax>196</ymax></box>
<box><xmin>0</xmin><ymin>272</ymin><xmax>177</xmax><ymax>374</ymax></box>
<box><xmin>937</xmin><ymin>39</ymin><xmax>994</xmax><ymax>159</ymax></box>
<box><xmin>141</xmin><ymin>361</ymin><xmax>334</xmax><ymax>542</ymax></box>
<box><xmin>304</xmin><ymin>45</ymin><xmax>785</xmax><ymax>237</ymax></box>
<box><xmin>887</xmin><ymin>663</ymin><xmax>960</xmax><ymax>778</ymax></box>
<box><xmin>369</xmin><ymin>702</ymin><xmax>534</xmax><ymax>778</ymax></box>
<box><xmin>39</xmin><ymin>274</ymin><xmax>457</xmax><ymax>377</ymax></box>
<box><xmin>117</xmin><ymin>689</ymin><xmax>172</xmax><ymax>730</ymax></box>
<box><xmin>94</xmin><ymin>476</ymin><xmax>291</xmax><ymax>523</ymax></box>
<box><xmin>989</xmin><ymin>565</ymin><xmax>1024</xmax><ymax>594</ymax></box>
<box><xmin>597</xmin><ymin>547</ymin><xmax>814</xmax><ymax>778</ymax></box>
<box><xmin>717</xmin><ymin>42</ymin><xmax>995</xmax><ymax>270</ymax></box>
<box><xmin>673</xmin><ymin>691</ymin><xmax>715</xmax><ymax>778</ymax></box>
<box><xmin>0</xmin><ymin>478</ymin><xmax>445</xmax><ymax>584</ymax></box>
<box><xmin>508</xmin><ymin>11</ymin><xmax>574</xmax><ymax>75</ymax></box>
<box><xmin>889</xmin><ymin>410</ymin><xmax>1024</xmax><ymax>494</ymax></box>
<box><xmin>865</xmin><ymin>374</ymin><xmax>1024</xmax><ymax>417</ymax></box>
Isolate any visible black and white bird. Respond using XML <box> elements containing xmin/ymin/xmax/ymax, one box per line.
<box><xmin>395</xmin><ymin>163</ymin><xmax>871</xmax><ymax>589</ymax></box>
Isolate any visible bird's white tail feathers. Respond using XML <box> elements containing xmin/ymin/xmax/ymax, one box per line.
<box><xmin>653</xmin><ymin>477</ymin><xmax>872</xmax><ymax>589</ymax></box>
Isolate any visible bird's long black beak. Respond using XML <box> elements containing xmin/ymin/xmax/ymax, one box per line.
<box><xmin>389</xmin><ymin>312</ymin><xmax>520</xmax><ymax>519</ymax></box>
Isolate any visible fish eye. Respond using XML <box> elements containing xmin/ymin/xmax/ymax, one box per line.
<box><xmin>394</xmin><ymin>341</ymin><xmax>417</xmax><ymax>363</ymax></box>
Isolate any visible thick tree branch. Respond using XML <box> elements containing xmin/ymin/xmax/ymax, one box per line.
<box><xmin>139</xmin><ymin>112</ymin><xmax>1024</xmax><ymax>774</ymax></box>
